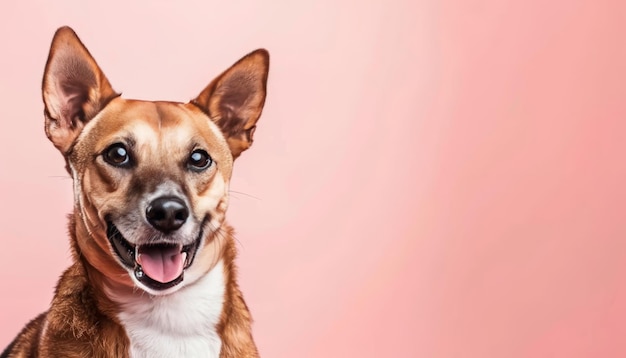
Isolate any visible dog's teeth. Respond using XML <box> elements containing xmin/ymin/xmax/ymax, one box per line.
<box><xmin>182</xmin><ymin>252</ymin><xmax>188</xmax><ymax>266</ymax></box>
<box><xmin>135</xmin><ymin>266</ymin><xmax>144</xmax><ymax>278</ymax></box>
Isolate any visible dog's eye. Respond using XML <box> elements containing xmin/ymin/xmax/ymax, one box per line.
<box><xmin>188</xmin><ymin>150</ymin><xmax>212</xmax><ymax>171</ymax></box>
<box><xmin>103</xmin><ymin>144</ymin><xmax>131</xmax><ymax>167</ymax></box>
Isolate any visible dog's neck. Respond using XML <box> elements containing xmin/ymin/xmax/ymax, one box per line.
<box><xmin>115</xmin><ymin>260</ymin><xmax>226</xmax><ymax>357</ymax></box>
<box><xmin>66</xmin><ymin>212</ymin><xmax>235</xmax><ymax>357</ymax></box>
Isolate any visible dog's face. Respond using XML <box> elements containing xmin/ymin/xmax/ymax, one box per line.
<box><xmin>41</xmin><ymin>27</ymin><xmax>268</xmax><ymax>295</ymax></box>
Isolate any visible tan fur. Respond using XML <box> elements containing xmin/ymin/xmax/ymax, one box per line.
<box><xmin>2</xmin><ymin>26</ymin><xmax>268</xmax><ymax>358</ymax></box>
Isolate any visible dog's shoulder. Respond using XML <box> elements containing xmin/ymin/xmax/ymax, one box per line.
<box><xmin>0</xmin><ymin>263</ymin><xmax>97</xmax><ymax>357</ymax></box>
<box><xmin>1</xmin><ymin>311</ymin><xmax>47</xmax><ymax>358</ymax></box>
<box><xmin>37</xmin><ymin>263</ymin><xmax>128</xmax><ymax>357</ymax></box>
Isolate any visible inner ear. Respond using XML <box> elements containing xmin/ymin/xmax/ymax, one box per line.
<box><xmin>192</xmin><ymin>49</ymin><xmax>269</xmax><ymax>159</ymax></box>
<box><xmin>52</xmin><ymin>70</ymin><xmax>94</xmax><ymax>123</ymax></box>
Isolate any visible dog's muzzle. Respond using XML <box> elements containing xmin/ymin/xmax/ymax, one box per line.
<box><xmin>106</xmin><ymin>222</ymin><xmax>202</xmax><ymax>291</ymax></box>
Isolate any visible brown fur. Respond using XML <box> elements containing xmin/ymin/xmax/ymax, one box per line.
<box><xmin>2</xmin><ymin>26</ymin><xmax>268</xmax><ymax>358</ymax></box>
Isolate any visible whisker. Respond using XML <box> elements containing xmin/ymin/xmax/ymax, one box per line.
<box><xmin>228</xmin><ymin>190</ymin><xmax>261</xmax><ymax>201</ymax></box>
<box><xmin>209</xmin><ymin>221</ymin><xmax>244</xmax><ymax>251</ymax></box>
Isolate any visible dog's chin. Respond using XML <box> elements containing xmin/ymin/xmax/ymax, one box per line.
<box><xmin>106</xmin><ymin>222</ymin><xmax>203</xmax><ymax>295</ymax></box>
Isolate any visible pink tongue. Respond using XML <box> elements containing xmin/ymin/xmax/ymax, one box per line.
<box><xmin>137</xmin><ymin>246</ymin><xmax>184</xmax><ymax>283</ymax></box>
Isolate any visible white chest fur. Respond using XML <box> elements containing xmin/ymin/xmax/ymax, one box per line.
<box><xmin>116</xmin><ymin>261</ymin><xmax>225</xmax><ymax>358</ymax></box>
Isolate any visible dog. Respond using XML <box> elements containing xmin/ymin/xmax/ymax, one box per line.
<box><xmin>1</xmin><ymin>26</ymin><xmax>268</xmax><ymax>358</ymax></box>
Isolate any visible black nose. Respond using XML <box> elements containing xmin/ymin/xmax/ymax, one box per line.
<box><xmin>146</xmin><ymin>197</ymin><xmax>189</xmax><ymax>233</ymax></box>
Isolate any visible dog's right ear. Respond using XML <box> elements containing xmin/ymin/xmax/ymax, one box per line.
<box><xmin>42</xmin><ymin>26</ymin><xmax>118</xmax><ymax>154</ymax></box>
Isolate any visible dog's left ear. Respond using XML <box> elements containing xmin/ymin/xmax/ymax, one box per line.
<box><xmin>192</xmin><ymin>49</ymin><xmax>269</xmax><ymax>159</ymax></box>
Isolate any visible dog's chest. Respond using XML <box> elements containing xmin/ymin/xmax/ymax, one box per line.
<box><xmin>116</xmin><ymin>261</ymin><xmax>225</xmax><ymax>358</ymax></box>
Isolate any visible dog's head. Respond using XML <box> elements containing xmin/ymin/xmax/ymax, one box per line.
<box><xmin>42</xmin><ymin>27</ymin><xmax>268</xmax><ymax>295</ymax></box>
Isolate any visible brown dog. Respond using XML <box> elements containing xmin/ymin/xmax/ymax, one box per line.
<box><xmin>1</xmin><ymin>26</ymin><xmax>268</xmax><ymax>358</ymax></box>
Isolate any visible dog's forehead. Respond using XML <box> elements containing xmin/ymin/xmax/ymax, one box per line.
<box><xmin>112</xmin><ymin>101</ymin><xmax>197</xmax><ymax>146</ymax></box>
<box><xmin>93</xmin><ymin>99</ymin><xmax>210</xmax><ymax>140</ymax></box>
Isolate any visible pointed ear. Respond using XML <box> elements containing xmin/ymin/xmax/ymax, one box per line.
<box><xmin>191</xmin><ymin>49</ymin><xmax>269</xmax><ymax>159</ymax></box>
<box><xmin>42</xmin><ymin>26</ymin><xmax>119</xmax><ymax>154</ymax></box>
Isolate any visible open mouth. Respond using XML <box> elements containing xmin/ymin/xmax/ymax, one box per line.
<box><xmin>107</xmin><ymin>222</ymin><xmax>202</xmax><ymax>291</ymax></box>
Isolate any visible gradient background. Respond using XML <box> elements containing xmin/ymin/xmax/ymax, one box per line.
<box><xmin>0</xmin><ymin>0</ymin><xmax>625</xmax><ymax>357</ymax></box>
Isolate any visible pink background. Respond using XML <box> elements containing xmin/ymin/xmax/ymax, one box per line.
<box><xmin>0</xmin><ymin>0</ymin><xmax>625</xmax><ymax>357</ymax></box>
